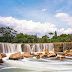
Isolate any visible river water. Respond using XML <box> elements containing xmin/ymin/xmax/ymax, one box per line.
<box><xmin>0</xmin><ymin>53</ymin><xmax>72</xmax><ymax>72</ymax></box>
<box><xmin>0</xmin><ymin>43</ymin><xmax>72</xmax><ymax>72</ymax></box>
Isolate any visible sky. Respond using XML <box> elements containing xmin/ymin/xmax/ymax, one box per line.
<box><xmin>0</xmin><ymin>0</ymin><xmax>72</xmax><ymax>37</ymax></box>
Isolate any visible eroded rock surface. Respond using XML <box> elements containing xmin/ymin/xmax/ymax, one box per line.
<box><xmin>9</xmin><ymin>52</ymin><xmax>24</xmax><ymax>60</ymax></box>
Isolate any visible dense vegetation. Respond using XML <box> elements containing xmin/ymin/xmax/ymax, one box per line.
<box><xmin>0</xmin><ymin>27</ymin><xmax>72</xmax><ymax>43</ymax></box>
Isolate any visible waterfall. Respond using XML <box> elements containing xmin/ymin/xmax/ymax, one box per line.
<box><xmin>49</xmin><ymin>43</ymin><xmax>54</xmax><ymax>51</ymax></box>
<box><xmin>0</xmin><ymin>43</ymin><xmax>54</xmax><ymax>53</ymax></box>
<box><xmin>22</xmin><ymin>43</ymin><xmax>54</xmax><ymax>52</ymax></box>
<box><xmin>22</xmin><ymin>44</ymin><xmax>31</xmax><ymax>52</ymax></box>
<box><xmin>63</xmin><ymin>42</ymin><xmax>72</xmax><ymax>51</ymax></box>
<box><xmin>32</xmin><ymin>44</ymin><xmax>41</xmax><ymax>52</ymax></box>
<box><xmin>0</xmin><ymin>43</ymin><xmax>22</xmax><ymax>53</ymax></box>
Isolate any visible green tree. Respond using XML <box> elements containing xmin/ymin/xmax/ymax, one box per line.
<box><xmin>0</xmin><ymin>27</ymin><xmax>17</xmax><ymax>42</ymax></box>
<box><xmin>42</xmin><ymin>35</ymin><xmax>49</xmax><ymax>43</ymax></box>
<box><xmin>68</xmin><ymin>34</ymin><xmax>72</xmax><ymax>42</ymax></box>
<box><xmin>52</xmin><ymin>31</ymin><xmax>57</xmax><ymax>39</ymax></box>
<box><xmin>49</xmin><ymin>32</ymin><xmax>53</xmax><ymax>38</ymax></box>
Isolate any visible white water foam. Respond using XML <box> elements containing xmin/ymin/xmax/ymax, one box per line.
<box><xmin>1</xmin><ymin>53</ymin><xmax>72</xmax><ymax>72</ymax></box>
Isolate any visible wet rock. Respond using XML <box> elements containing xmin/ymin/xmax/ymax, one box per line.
<box><xmin>36</xmin><ymin>55</ymin><xmax>40</xmax><ymax>59</ymax></box>
<box><xmin>65</xmin><ymin>49</ymin><xmax>72</xmax><ymax>56</ymax></box>
<box><xmin>0</xmin><ymin>54</ymin><xmax>3</xmax><ymax>63</ymax></box>
<box><xmin>44</xmin><ymin>49</ymin><xmax>49</xmax><ymax>54</ymax></box>
<box><xmin>57</xmin><ymin>55</ymin><xmax>65</xmax><ymax>60</ymax></box>
<box><xmin>66</xmin><ymin>52</ymin><xmax>72</xmax><ymax>56</ymax></box>
<box><xmin>40</xmin><ymin>54</ymin><xmax>48</xmax><ymax>58</ymax></box>
<box><xmin>23</xmin><ymin>52</ymin><xmax>33</xmax><ymax>58</ymax></box>
<box><xmin>31</xmin><ymin>53</ymin><xmax>34</xmax><ymax>55</ymax></box>
<box><xmin>70</xmin><ymin>49</ymin><xmax>72</xmax><ymax>52</ymax></box>
<box><xmin>48</xmin><ymin>53</ymin><xmax>57</xmax><ymax>57</ymax></box>
<box><xmin>35</xmin><ymin>53</ymin><xmax>43</xmax><ymax>56</ymax></box>
<box><xmin>60</xmin><ymin>56</ymin><xmax>65</xmax><ymax>59</ymax></box>
<box><xmin>61</xmin><ymin>50</ymin><xmax>68</xmax><ymax>56</ymax></box>
<box><xmin>1</xmin><ymin>53</ymin><xmax>7</xmax><ymax>58</ymax></box>
<box><xmin>35</xmin><ymin>53</ymin><xmax>47</xmax><ymax>59</ymax></box>
<box><xmin>9</xmin><ymin>52</ymin><xmax>24</xmax><ymax>60</ymax></box>
<box><xmin>36</xmin><ymin>54</ymin><xmax>48</xmax><ymax>59</ymax></box>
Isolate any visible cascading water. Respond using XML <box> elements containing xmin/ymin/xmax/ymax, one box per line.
<box><xmin>32</xmin><ymin>44</ymin><xmax>41</xmax><ymax>52</ymax></box>
<box><xmin>0</xmin><ymin>43</ymin><xmax>54</xmax><ymax>53</ymax></box>
<box><xmin>63</xmin><ymin>42</ymin><xmax>72</xmax><ymax>51</ymax></box>
<box><xmin>0</xmin><ymin>43</ymin><xmax>22</xmax><ymax>53</ymax></box>
<box><xmin>22</xmin><ymin>44</ymin><xmax>31</xmax><ymax>52</ymax></box>
<box><xmin>22</xmin><ymin>43</ymin><xmax>54</xmax><ymax>52</ymax></box>
<box><xmin>49</xmin><ymin>43</ymin><xmax>54</xmax><ymax>51</ymax></box>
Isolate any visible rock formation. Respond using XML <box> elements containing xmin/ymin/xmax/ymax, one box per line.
<box><xmin>61</xmin><ymin>50</ymin><xmax>68</xmax><ymax>56</ymax></box>
<box><xmin>0</xmin><ymin>54</ymin><xmax>3</xmax><ymax>63</ymax></box>
<box><xmin>1</xmin><ymin>53</ymin><xmax>7</xmax><ymax>58</ymax></box>
<box><xmin>9</xmin><ymin>52</ymin><xmax>24</xmax><ymax>60</ymax></box>
<box><xmin>23</xmin><ymin>52</ymin><xmax>33</xmax><ymax>58</ymax></box>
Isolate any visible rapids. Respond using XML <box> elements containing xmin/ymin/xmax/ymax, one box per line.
<box><xmin>0</xmin><ymin>43</ymin><xmax>72</xmax><ymax>72</ymax></box>
<box><xmin>0</xmin><ymin>53</ymin><xmax>72</xmax><ymax>72</ymax></box>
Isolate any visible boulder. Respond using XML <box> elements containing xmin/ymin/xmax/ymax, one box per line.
<box><xmin>56</xmin><ymin>55</ymin><xmax>65</xmax><ymax>60</ymax></box>
<box><xmin>23</xmin><ymin>52</ymin><xmax>33</xmax><ymax>58</ymax></box>
<box><xmin>31</xmin><ymin>53</ymin><xmax>35</xmax><ymax>56</ymax></box>
<box><xmin>35</xmin><ymin>53</ymin><xmax>43</xmax><ymax>56</ymax></box>
<box><xmin>9</xmin><ymin>52</ymin><xmax>24</xmax><ymax>60</ymax></box>
<box><xmin>36</xmin><ymin>54</ymin><xmax>48</xmax><ymax>59</ymax></box>
<box><xmin>1</xmin><ymin>53</ymin><xmax>7</xmax><ymax>58</ymax></box>
<box><xmin>66</xmin><ymin>52</ymin><xmax>72</xmax><ymax>56</ymax></box>
<box><xmin>70</xmin><ymin>49</ymin><xmax>72</xmax><ymax>52</ymax></box>
<box><xmin>0</xmin><ymin>54</ymin><xmax>3</xmax><ymax>63</ymax></box>
<box><xmin>48</xmin><ymin>53</ymin><xmax>57</xmax><ymax>57</ymax></box>
<box><xmin>40</xmin><ymin>54</ymin><xmax>48</xmax><ymax>58</ymax></box>
<box><xmin>36</xmin><ymin>55</ymin><xmax>40</xmax><ymax>59</ymax></box>
<box><xmin>44</xmin><ymin>49</ymin><xmax>49</xmax><ymax>54</ymax></box>
<box><xmin>61</xmin><ymin>50</ymin><xmax>68</xmax><ymax>56</ymax></box>
<box><xmin>65</xmin><ymin>49</ymin><xmax>72</xmax><ymax>56</ymax></box>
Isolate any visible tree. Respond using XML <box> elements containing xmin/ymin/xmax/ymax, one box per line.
<box><xmin>52</xmin><ymin>31</ymin><xmax>57</xmax><ymax>39</ymax></box>
<box><xmin>68</xmin><ymin>34</ymin><xmax>72</xmax><ymax>42</ymax></box>
<box><xmin>42</xmin><ymin>35</ymin><xmax>49</xmax><ymax>43</ymax></box>
<box><xmin>55</xmin><ymin>31</ymin><xmax>57</xmax><ymax>38</ymax></box>
<box><xmin>0</xmin><ymin>27</ymin><xmax>17</xmax><ymax>42</ymax></box>
<box><xmin>49</xmin><ymin>32</ymin><xmax>53</xmax><ymax>38</ymax></box>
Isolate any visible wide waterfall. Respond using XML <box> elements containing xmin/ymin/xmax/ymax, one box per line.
<box><xmin>0</xmin><ymin>43</ymin><xmax>54</xmax><ymax>53</ymax></box>
<box><xmin>0</xmin><ymin>43</ymin><xmax>22</xmax><ymax>53</ymax></box>
<box><xmin>22</xmin><ymin>43</ymin><xmax>54</xmax><ymax>52</ymax></box>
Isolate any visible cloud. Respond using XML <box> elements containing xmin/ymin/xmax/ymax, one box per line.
<box><xmin>55</xmin><ymin>13</ymin><xmax>72</xmax><ymax>26</ymax></box>
<box><xmin>41</xmin><ymin>8</ymin><xmax>47</xmax><ymax>12</ymax></box>
<box><xmin>0</xmin><ymin>16</ymin><xmax>72</xmax><ymax>37</ymax></box>
<box><xmin>56</xmin><ymin>7</ymin><xmax>65</xmax><ymax>12</ymax></box>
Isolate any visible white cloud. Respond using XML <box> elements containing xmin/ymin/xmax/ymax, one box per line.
<box><xmin>57</xmin><ymin>28</ymin><xmax>72</xmax><ymax>35</ymax></box>
<box><xmin>55</xmin><ymin>13</ymin><xmax>72</xmax><ymax>26</ymax></box>
<box><xmin>41</xmin><ymin>8</ymin><xmax>47</xmax><ymax>12</ymax></box>
<box><xmin>0</xmin><ymin>16</ymin><xmax>72</xmax><ymax>37</ymax></box>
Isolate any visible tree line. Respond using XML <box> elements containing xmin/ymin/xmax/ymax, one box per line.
<box><xmin>0</xmin><ymin>27</ymin><xmax>72</xmax><ymax>43</ymax></box>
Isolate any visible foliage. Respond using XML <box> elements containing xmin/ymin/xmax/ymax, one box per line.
<box><xmin>0</xmin><ymin>27</ymin><xmax>72</xmax><ymax>43</ymax></box>
<box><xmin>0</xmin><ymin>27</ymin><xmax>17</xmax><ymax>42</ymax></box>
